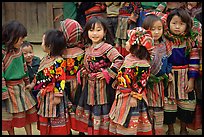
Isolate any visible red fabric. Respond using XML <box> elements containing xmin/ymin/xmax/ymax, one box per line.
<box><xmin>187</xmin><ymin>104</ymin><xmax>202</xmax><ymax>130</ymax></box>
<box><xmin>38</xmin><ymin>116</ymin><xmax>71</xmax><ymax>135</ymax></box>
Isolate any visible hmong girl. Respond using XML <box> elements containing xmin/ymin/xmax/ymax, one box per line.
<box><xmin>29</xmin><ymin>29</ymin><xmax>71</xmax><ymax>135</ymax></box>
<box><xmin>163</xmin><ymin>8</ymin><xmax>200</xmax><ymax>135</ymax></box>
<box><xmin>142</xmin><ymin>14</ymin><xmax>172</xmax><ymax>135</ymax></box>
<box><xmin>2</xmin><ymin>20</ymin><xmax>38</xmax><ymax>135</ymax></box>
<box><xmin>109</xmin><ymin>27</ymin><xmax>154</xmax><ymax>135</ymax></box>
<box><xmin>59</xmin><ymin>18</ymin><xmax>85</xmax><ymax>134</ymax></box>
<box><xmin>74</xmin><ymin>16</ymin><xmax>124</xmax><ymax>135</ymax></box>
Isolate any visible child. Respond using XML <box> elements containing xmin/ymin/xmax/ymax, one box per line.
<box><xmin>28</xmin><ymin>29</ymin><xmax>71</xmax><ymax>135</ymax></box>
<box><xmin>109</xmin><ymin>27</ymin><xmax>153</xmax><ymax>135</ymax></box>
<box><xmin>115</xmin><ymin>2</ymin><xmax>141</xmax><ymax>57</ymax></box>
<box><xmin>21</xmin><ymin>41</ymin><xmax>41</xmax><ymax>100</ymax></box>
<box><xmin>142</xmin><ymin>14</ymin><xmax>172</xmax><ymax>135</ymax></box>
<box><xmin>163</xmin><ymin>8</ymin><xmax>200</xmax><ymax>135</ymax></box>
<box><xmin>59</xmin><ymin>18</ymin><xmax>85</xmax><ymax>133</ymax></box>
<box><xmin>75</xmin><ymin>16</ymin><xmax>124</xmax><ymax>135</ymax></box>
<box><xmin>2</xmin><ymin>20</ymin><xmax>38</xmax><ymax>135</ymax></box>
<box><xmin>187</xmin><ymin>22</ymin><xmax>202</xmax><ymax>131</ymax></box>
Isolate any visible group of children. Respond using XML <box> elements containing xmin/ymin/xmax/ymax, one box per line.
<box><xmin>2</xmin><ymin>3</ymin><xmax>202</xmax><ymax>135</ymax></box>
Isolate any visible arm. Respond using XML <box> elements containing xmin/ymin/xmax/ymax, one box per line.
<box><xmin>2</xmin><ymin>61</ymin><xmax>9</xmax><ymax>100</ymax></box>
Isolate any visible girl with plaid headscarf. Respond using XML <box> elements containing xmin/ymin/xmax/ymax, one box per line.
<box><xmin>109</xmin><ymin>27</ymin><xmax>154</xmax><ymax>135</ymax></box>
<box><xmin>59</xmin><ymin>18</ymin><xmax>85</xmax><ymax>134</ymax></box>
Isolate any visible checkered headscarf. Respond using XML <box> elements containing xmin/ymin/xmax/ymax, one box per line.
<box><xmin>127</xmin><ymin>27</ymin><xmax>154</xmax><ymax>51</ymax></box>
<box><xmin>60</xmin><ymin>18</ymin><xmax>83</xmax><ymax>48</ymax></box>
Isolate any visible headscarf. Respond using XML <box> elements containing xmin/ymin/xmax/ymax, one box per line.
<box><xmin>127</xmin><ymin>27</ymin><xmax>154</xmax><ymax>52</ymax></box>
<box><xmin>60</xmin><ymin>18</ymin><xmax>83</xmax><ymax>48</ymax></box>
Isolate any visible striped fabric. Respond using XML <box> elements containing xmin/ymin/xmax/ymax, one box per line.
<box><xmin>60</xmin><ymin>18</ymin><xmax>83</xmax><ymax>48</ymax></box>
<box><xmin>84</xmin><ymin>42</ymin><xmax>123</xmax><ymax>105</ymax></box>
<box><xmin>164</xmin><ymin>67</ymin><xmax>196</xmax><ymax>112</ymax></box>
<box><xmin>148</xmin><ymin>107</ymin><xmax>164</xmax><ymax>135</ymax></box>
<box><xmin>2</xmin><ymin>99</ymin><xmax>38</xmax><ymax>130</ymax></box>
<box><xmin>85</xmin><ymin>2</ymin><xmax>106</xmax><ymax>21</ymax></box>
<box><xmin>115</xmin><ymin>15</ymin><xmax>129</xmax><ymax>48</ymax></box>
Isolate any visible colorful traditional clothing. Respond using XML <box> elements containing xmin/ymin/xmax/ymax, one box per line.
<box><xmin>2</xmin><ymin>45</ymin><xmax>38</xmax><ymax>131</ymax></box>
<box><xmin>60</xmin><ymin>18</ymin><xmax>85</xmax><ymax>131</ymax></box>
<box><xmin>109</xmin><ymin>54</ymin><xmax>152</xmax><ymax>135</ymax></box>
<box><xmin>74</xmin><ymin>41</ymin><xmax>124</xmax><ymax>135</ymax></box>
<box><xmin>163</xmin><ymin>25</ymin><xmax>200</xmax><ymax>125</ymax></box>
<box><xmin>34</xmin><ymin>56</ymin><xmax>71</xmax><ymax>135</ymax></box>
<box><xmin>115</xmin><ymin>2</ymin><xmax>141</xmax><ymax>57</ymax></box>
<box><xmin>146</xmin><ymin>39</ymin><xmax>172</xmax><ymax>135</ymax></box>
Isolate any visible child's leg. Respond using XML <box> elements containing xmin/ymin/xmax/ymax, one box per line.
<box><xmin>166</xmin><ymin>124</ymin><xmax>175</xmax><ymax>135</ymax></box>
<box><xmin>180</xmin><ymin>121</ymin><xmax>189</xmax><ymax>135</ymax></box>
<box><xmin>8</xmin><ymin>128</ymin><xmax>15</xmax><ymax>135</ymax></box>
<box><xmin>24</xmin><ymin>124</ymin><xmax>32</xmax><ymax>135</ymax></box>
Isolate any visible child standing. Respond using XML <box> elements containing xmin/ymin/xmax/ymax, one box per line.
<box><xmin>2</xmin><ymin>20</ymin><xmax>38</xmax><ymax>135</ymax></box>
<box><xmin>75</xmin><ymin>16</ymin><xmax>124</xmax><ymax>135</ymax></box>
<box><xmin>142</xmin><ymin>14</ymin><xmax>172</xmax><ymax>135</ymax></box>
<box><xmin>109</xmin><ymin>27</ymin><xmax>154</xmax><ymax>135</ymax></box>
<box><xmin>28</xmin><ymin>29</ymin><xmax>71</xmax><ymax>135</ymax></box>
<box><xmin>163</xmin><ymin>8</ymin><xmax>200</xmax><ymax>135</ymax></box>
<box><xmin>115</xmin><ymin>2</ymin><xmax>141</xmax><ymax>57</ymax></box>
<box><xmin>59</xmin><ymin>18</ymin><xmax>85</xmax><ymax>133</ymax></box>
<box><xmin>187</xmin><ymin>22</ymin><xmax>202</xmax><ymax>131</ymax></box>
<box><xmin>21</xmin><ymin>41</ymin><xmax>41</xmax><ymax>100</ymax></box>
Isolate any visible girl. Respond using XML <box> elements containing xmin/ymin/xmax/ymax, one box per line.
<box><xmin>74</xmin><ymin>16</ymin><xmax>124</xmax><ymax>135</ymax></box>
<box><xmin>28</xmin><ymin>29</ymin><xmax>71</xmax><ymax>135</ymax></box>
<box><xmin>109</xmin><ymin>27</ymin><xmax>154</xmax><ymax>135</ymax></box>
<box><xmin>187</xmin><ymin>23</ymin><xmax>202</xmax><ymax>131</ymax></box>
<box><xmin>142</xmin><ymin>14</ymin><xmax>172</xmax><ymax>135</ymax></box>
<box><xmin>2</xmin><ymin>20</ymin><xmax>38</xmax><ymax>135</ymax></box>
<box><xmin>21</xmin><ymin>41</ymin><xmax>41</xmax><ymax>100</ymax></box>
<box><xmin>59</xmin><ymin>18</ymin><xmax>85</xmax><ymax>134</ymax></box>
<box><xmin>163</xmin><ymin>8</ymin><xmax>200</xmax><ymax>135</ymax></box>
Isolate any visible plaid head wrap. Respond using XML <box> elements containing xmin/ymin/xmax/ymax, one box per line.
<box><xmin>60</xmin><ymin>18</ymin><xmax>83</xmax><ymax>48</ymax></box>
<box><xmin>127</xmin><ymin>27</ymin><xmax>154</xmax><ymax>51</ymax></box>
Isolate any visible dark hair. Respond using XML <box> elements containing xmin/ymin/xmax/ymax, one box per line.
<box><xmin>167</xmin><ymin>8</ymin><xmax>193</xmax><ymax>35</ymax></box>
<box><xmin>2</xmin><ymin>20</ymin><xmax>27</xmax><ymax>52</ymax></box>
<box><xmin>43</xmin><ymin>29</ymin><xmax>66</xmax><ymax>56</ymax></box>
<box><xmin>21</xmin><ymin>41</ymin><xmax>33</xmax><ymax>49</ymax></box>
<box><xmin>142</xmin><ymin>14</ymin><xmax>164</xmax><ymax>42</ymax></box>
<box><xmin>129</xmin><ymin>44</ymin><xmax>151</xmax><ymax>61</ymax></box>
<box><xmin>82</xmin><ymin>16</ymin><xmax>114</xmax><ymax>46</ymax></box>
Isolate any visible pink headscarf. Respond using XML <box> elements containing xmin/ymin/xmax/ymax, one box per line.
<box><xmin>60</xmin><ymin>18</ymin><xmax>83</xmax><ymax>48</ymax></box>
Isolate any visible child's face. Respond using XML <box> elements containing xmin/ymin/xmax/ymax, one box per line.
<box><xmin>41</xmin><ymin>34</ymin><xmax>50</xmax><ymax>54</ymax></box>
<box><xmin>14</xmin><ymin>37</ymin><xmax>25</xmax><ymax>49</ymax></box>
<box><xmin>150</xmin><ymin>20</ymin><xmax>163</xmax><ymax>41</ymax></box>
<box><xmin>22</xmin><ymin>45</ymin><xmax>34</xmax><ymax>64</ymax></box>
<box><xmin>170</xmin><ymin>15</ymin><xmax>187</xmax><ymax>35</ymax></box>
<box><xmin>88</xmin><ymin>22</ymin><xmax>106</xmax><ymax>45</ymax></box>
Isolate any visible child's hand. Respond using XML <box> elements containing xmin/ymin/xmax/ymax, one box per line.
<box><xmin>96</xmin><ymin>72</ymin><xmax>105</xmax><ymax>80</ymax></box>
<box><xmin>25</xmin><ymin>83</ymin><xmax>35</xmax><ymax>91</ymax></box>
<box><xmin>53</xmin><ymin>96</ymin><xmax>61</xmax><ymax>105</ymax></box>
<box><xmin>168</xmin><ymin>73</ymin><xmax>173</xmax><ymax>82</ymax></box>
<box><xmin>185</xmin><ymin>78</ymin><xmax>195</xmax><ymax>93</ymax></box>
